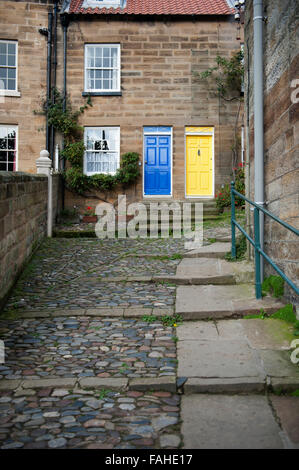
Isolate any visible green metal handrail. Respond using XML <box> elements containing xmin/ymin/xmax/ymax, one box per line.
<box><xmin>231</xmin><ymin>181</ymin><xmax>299</xmax><ymax>299</ymax></box>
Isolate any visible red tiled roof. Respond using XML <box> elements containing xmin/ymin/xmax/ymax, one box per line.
<box><xmin>68</xmin><ymin>0</ymin><xmax>233</xmax><ymax>16</ymax></box>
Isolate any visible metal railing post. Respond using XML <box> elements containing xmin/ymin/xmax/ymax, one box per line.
<box><xmin>231</xmin><ymin>182</ymin><xmax>236</xmax><ymax>259</ymax></box>
<box><xmin>254</xmin><ymin>207</ymin><xmax>262</xmax><ymax>299</ymax></box>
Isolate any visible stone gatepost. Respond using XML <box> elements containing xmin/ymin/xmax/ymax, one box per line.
<box><xmin>36</xmin><ymin>150</ymin><xmax>53</xmax><ymax>237</ymax></box>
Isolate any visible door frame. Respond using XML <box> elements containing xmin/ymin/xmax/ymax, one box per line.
<box><xmin>143</xmin><ymin>126</ymin><xmax>173</xmax><ymax>198</ymax></box>
<box><xmin>184</xmin><ymin>126</ymin><xmax>215</xmax><ymax>199</ymax></box>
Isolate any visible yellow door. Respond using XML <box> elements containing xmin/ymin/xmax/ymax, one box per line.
<box><xmin>186</xmin><ymin>135</ymin><xmax>213</xmax><ymax>196</ymax></box>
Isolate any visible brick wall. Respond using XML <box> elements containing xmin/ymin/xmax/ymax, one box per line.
<box><xmin>244</xmin><ymin>0</ymin><xmax>299</xmax><ymax>303</ymax></box>
<box><xmin>0</xmin><ymin>171</ymin><xmax>62</xmax><ymax>310</ymax></box>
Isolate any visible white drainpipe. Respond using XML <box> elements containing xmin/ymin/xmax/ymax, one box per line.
<box><xmin>253</xmin><ymin>0</ymin><xmax>265</xmax><ymax>280</ymax></box>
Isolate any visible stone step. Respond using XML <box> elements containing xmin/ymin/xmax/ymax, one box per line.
<box><xmin>184</xmin><ymin>242</ymin><xmax>231</xmax><ymax>259</ymax></box>
<box><xmin>153</xmin><ymin>258</ymin><xmax>254</xmax><ymax>285</ymax></box>
<box><xmin>175</xmin><ymin>284</ymin><xmax>285</xmax><ymax>320</ymax></box>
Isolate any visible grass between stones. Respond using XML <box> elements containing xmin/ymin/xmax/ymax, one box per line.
<box><xmin>244</xmin><ymin>304</ymin><xmax>299</xmax><ymax>338</ymax></box>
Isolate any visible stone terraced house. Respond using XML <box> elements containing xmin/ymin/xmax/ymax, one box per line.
<box><xmin>0</xmin><ymin>0</ymin><xmax>243</xmax><ymax>209</ymax></box>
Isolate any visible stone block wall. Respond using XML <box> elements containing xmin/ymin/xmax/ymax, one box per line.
<box><xmin>0</xmin><ymin>171</ymin><xmax>62</xmax><ymax>310</ymax></box>
<box><xmin>244</xmin><ymin>0</ymin><xmax>299</xmax><ymax>303</ymax></box>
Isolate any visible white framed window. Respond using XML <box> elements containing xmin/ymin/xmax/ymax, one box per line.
<box><xmin>0</xmin><ymin>40</ymin><xmax>18</xmax><ymax>93</ymax></box>
<box><xmin>84</xmin><ymin>127</ymin><xmax>120</xmax><ymax>175</ymax></box>
<box><xmin>0</xmin><ymin>125</ymin><xmax>18</xmax><ymax>171</ymax></box>
<box><xmin>84</xmin><ymin>44</ymin><xmax>120</xmax><ymax>92</ymax></box>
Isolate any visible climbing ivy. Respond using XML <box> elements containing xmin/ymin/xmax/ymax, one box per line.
<box><xmin>37</xmin><ymin>89</ymin><xmax>140</xmax><ymax>196</ymax></box>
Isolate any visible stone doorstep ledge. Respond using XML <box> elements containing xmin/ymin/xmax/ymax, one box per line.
<box><xmin>180</xmin><ymin>376</ymin><xmax>299</xmax><ymax>394</ymax></box>
<box><xmin>0</xmin><ymin>376</ymin><xmax>177</xmax><ymax>393</ymax></box>
<box><xmin>3</xmin><ymin>306</ymin><xmax>175</xmax><ymax>320</ymax></box>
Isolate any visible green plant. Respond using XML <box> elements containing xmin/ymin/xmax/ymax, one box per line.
<box><xmin>142</xmin><ymin>315</ymin><xmax>159</xmax><ymax>323</ymax></box>
<box><xmin>215</xmin><ymin>164</ymin><xmax>245</xmax><ymax>211</ymax></box>
<box><xmin>291</xmin><ymin>390</ymin><xmax>299</xmax><ymax>397</ymax></box>
<box><xmin>262</xmin><ymin>275</ymin><xmax>284</xmax><ymax>299</ymax></box>
<box><xmin>36</xmin><ymin>89</ymin><xmax>140</xmax><ymax>196</ymax></box>
<box><xmin>161</xmin><ymin>314</ymin><xmax>183</xmax><ymax>327</ymax></box>
<box><xmin>225</xmin><ymin>234</ymin><xmax>247</xmax><ymax>261</ymax></box>
<box><xmin>97</xmin><ymin>389</ymin><xmax>111</xmax><ymax>399</ymax></box>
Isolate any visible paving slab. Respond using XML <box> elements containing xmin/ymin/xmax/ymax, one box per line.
<box><xmin>240</xmin><ymin>319</ymin><xmax>294</xmax><ymax>350</ymax></box>
<box><xmin>184</xmin><ymin>242</ymin><xmax>231</xmax><ymax>259</ymax></box>
<box><xmin>79</xmin><ymin>377</ymin><xmax>128</xmax><ymax>390</ymax></box>
<box><xmin>176</xmin><ymin>284</ymin><xmax>284</xmax><ymax>319</ymax></box>
<box><xmin>184</xmin><ymin>377</ymin><xmax>265</xmax><ymax>394</ymax></box>
<box><xmin>270</xmin><ymin>396</ymin><xmax>299</xmax><ymax>447</ymax></box>
<box><xmin>177</xmin><ymin>321</ymin><xmax>218</xmax><ymax>341</ymax></box>
<box><xmin>128</xmin><ymin>377</ymin><xmax>177</xmax><ymax>392</ymax></box>
<box><xmin>177</xmin><ymin>339</ymin><xmax>264</xmax><ymax>380</ymax></box>
<box><xmin>22</xmin><ymin>378</ymin><xmax>77</xmax><ymax>389</ymax></box>
<box><xmin>173</xmin><ymin>258</ymin><xmax>254</xmax><ymax>285</ymax></box>
<box><xmin>259</xmin><ymin>350</ymin><xmax>299</xmax><ymax>378</ymax></box>
<box><xmin>181</xmin><ymin>394</ymin><xmax>284</xmax><ymax>449</ymax></box>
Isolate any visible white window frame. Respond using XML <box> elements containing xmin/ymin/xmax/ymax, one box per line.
<box><xmin>0</xmin><ymin>124</ymin><xmax>18</xmax><ymax>171</ymax></box>
<box><xmin>84</xmin><ymin>126</ymin><xmax>120</xmax><ymax>176</ymax></box>
<box><xmin>0</xmin><ymin>40</ymin><xmax>20</xmax><ymax>97</ymax></box>
<box><xmin>84</xmin><ymin>44</ymin><xmax>121</xmax><ymax>93</ymax></box>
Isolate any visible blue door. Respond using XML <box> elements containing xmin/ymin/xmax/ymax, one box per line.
<box><xmin>144</xmin><ymin>130</ymin><xmax>171</xmax><ymax>196</ymax></box>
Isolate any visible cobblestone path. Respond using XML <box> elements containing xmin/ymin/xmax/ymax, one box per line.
<box><xmin>0</xmin><ymin>237</ymin><xmax>185</xmax><ymax>449</ymax></box>
<box><xmin>4</xmin><ymin>239</ymin><xmax>185</xmax><ymax>312</ymax></box>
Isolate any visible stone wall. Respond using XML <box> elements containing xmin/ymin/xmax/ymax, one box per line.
<box><xmin>0</xmin><ymin>171</ymin><xmax>62</xmax><ymax>310</ymax></box>
<box><xmin>63</xmin><ymin>15</ymin><xmax>243</xmax><ymax>208</ymax></box>
<box><xmin>0</xmin><ymin>0</ymin><xmax>54</xmax><ymax>173</ymax></box>
<box><xmin>244</xmin><ymin>0</ymin><xmax>299</xmax><ymax>303</ymax></box>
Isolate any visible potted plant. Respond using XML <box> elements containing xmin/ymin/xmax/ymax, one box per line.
<box><xmin>82</xmin><ymin>206</ymin><xmax>97</xmax><ymax>223</ymax></box>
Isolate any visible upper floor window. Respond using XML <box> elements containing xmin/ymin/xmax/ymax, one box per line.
<box><xmin>0</xmin><ymin>125</ymin><xmax>18</xmax><ymax>171</ymax></box>
<box><xmin>84</xmin><ymin>44</ymin><xmax>120</xmax><ymax>93</ymax></box>
<box><xmin>0</xmin><ymin>40</ymin><xmax>17</xmax><ymax>92</ymax></box>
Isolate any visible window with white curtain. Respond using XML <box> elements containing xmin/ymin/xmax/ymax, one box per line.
<box><xmin>85</xmin><ymin>44</ymin><xmax>120</xmax><ymax>92</ymax></box>
<box><xmin>0</xmin><ymin>125</ymin><xmax>18</xmax><ymax>171</ymax></box>
<box><xmin>84</xmin><ymin>127</ymin><xmax>120</xmax><ymax>175</ymax></box>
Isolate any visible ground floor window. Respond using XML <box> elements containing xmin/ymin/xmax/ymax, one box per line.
<box><xmin>0</xmin><ymin>125</ymin><xmax>17</xmax><ymax>171</ymax></box>
<box><xmin>84</xmin><ymin>127</ymin><xmax>120</xmax><ymax>175</ymax></box>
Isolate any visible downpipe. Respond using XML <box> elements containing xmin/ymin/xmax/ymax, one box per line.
<box><xmin>253</xmin><ymin>0</ymin><xmax>265</xmax><ymax>281</ymax></box>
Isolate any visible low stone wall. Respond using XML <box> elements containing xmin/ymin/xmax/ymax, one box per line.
<box><xmin>0</xmin><ymin>171</ymin><xmax>61</xmax><ymax>310</ymax></box>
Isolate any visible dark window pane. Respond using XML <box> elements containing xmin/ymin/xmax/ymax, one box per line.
<box><xmin>0</xmin><ymin>151</ymin><xmax>7</xmax><ymax>161</ymax></box>
<box><xmin>7</xmin><ymin>55</ymin><xmax>15</xmax><ymax>66</ymax></box>
<box><xmin>7</xmin><ymin>43</ymin><xmax>16</xmax><ymax>55</ymax></box>
<box><xmin>8</xmin><ymin>139</ymin><xmax>15</xmax><ymax>150</ymax></box>
<box><xmin>7</xmin><ymin>68</ymin><xmax>16</xmax><ymax>79</ymax></box>
<box><xmin>8</xmin><ymin>161</ymin><xmax>14</xmax><ymax>171</ymax></box>
<box><xmin>0</xmin><ymin>43</ymin><xmax>6</xmax><ymax>54</ymax></box>
<box><xmin>0</xmin><ymin>55</ymin><xmax>7</xmax><ymax>66</ymax></box>
<box><xmin>0</xmin><ymin>162</ymin><xmax>7</xmax><ymax>171</ymax></box>
<box><xmin>7</xmin><ymin>79</ymin><xmax>16</xmax><ymax>90</ymax></box>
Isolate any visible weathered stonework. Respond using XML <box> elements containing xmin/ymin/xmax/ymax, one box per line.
<box><xmin>244</xmin><ymin>0</ymin><xmax>299</xmax><ymax>302</ymax></box>
<box><xmin>0</xmin><ymin>172</ymin><xmax>62</xmax><ymax>309</ymax></box>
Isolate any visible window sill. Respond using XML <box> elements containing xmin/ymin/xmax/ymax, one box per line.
<box><xmin>82</xmin><ymin>91</ymin><xmax>122</xmax><ymax>97</ymax></box>
<box><xmin>0</xmin><ymin>90</ymin><xmax>21</xmax><ymax>97</ymax></box>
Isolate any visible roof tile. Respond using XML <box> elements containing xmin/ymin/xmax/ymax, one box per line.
<box><xmin>68</xmin><ymin>0</ymin><xmax>233</xmax><ymax>16</ymax></box>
